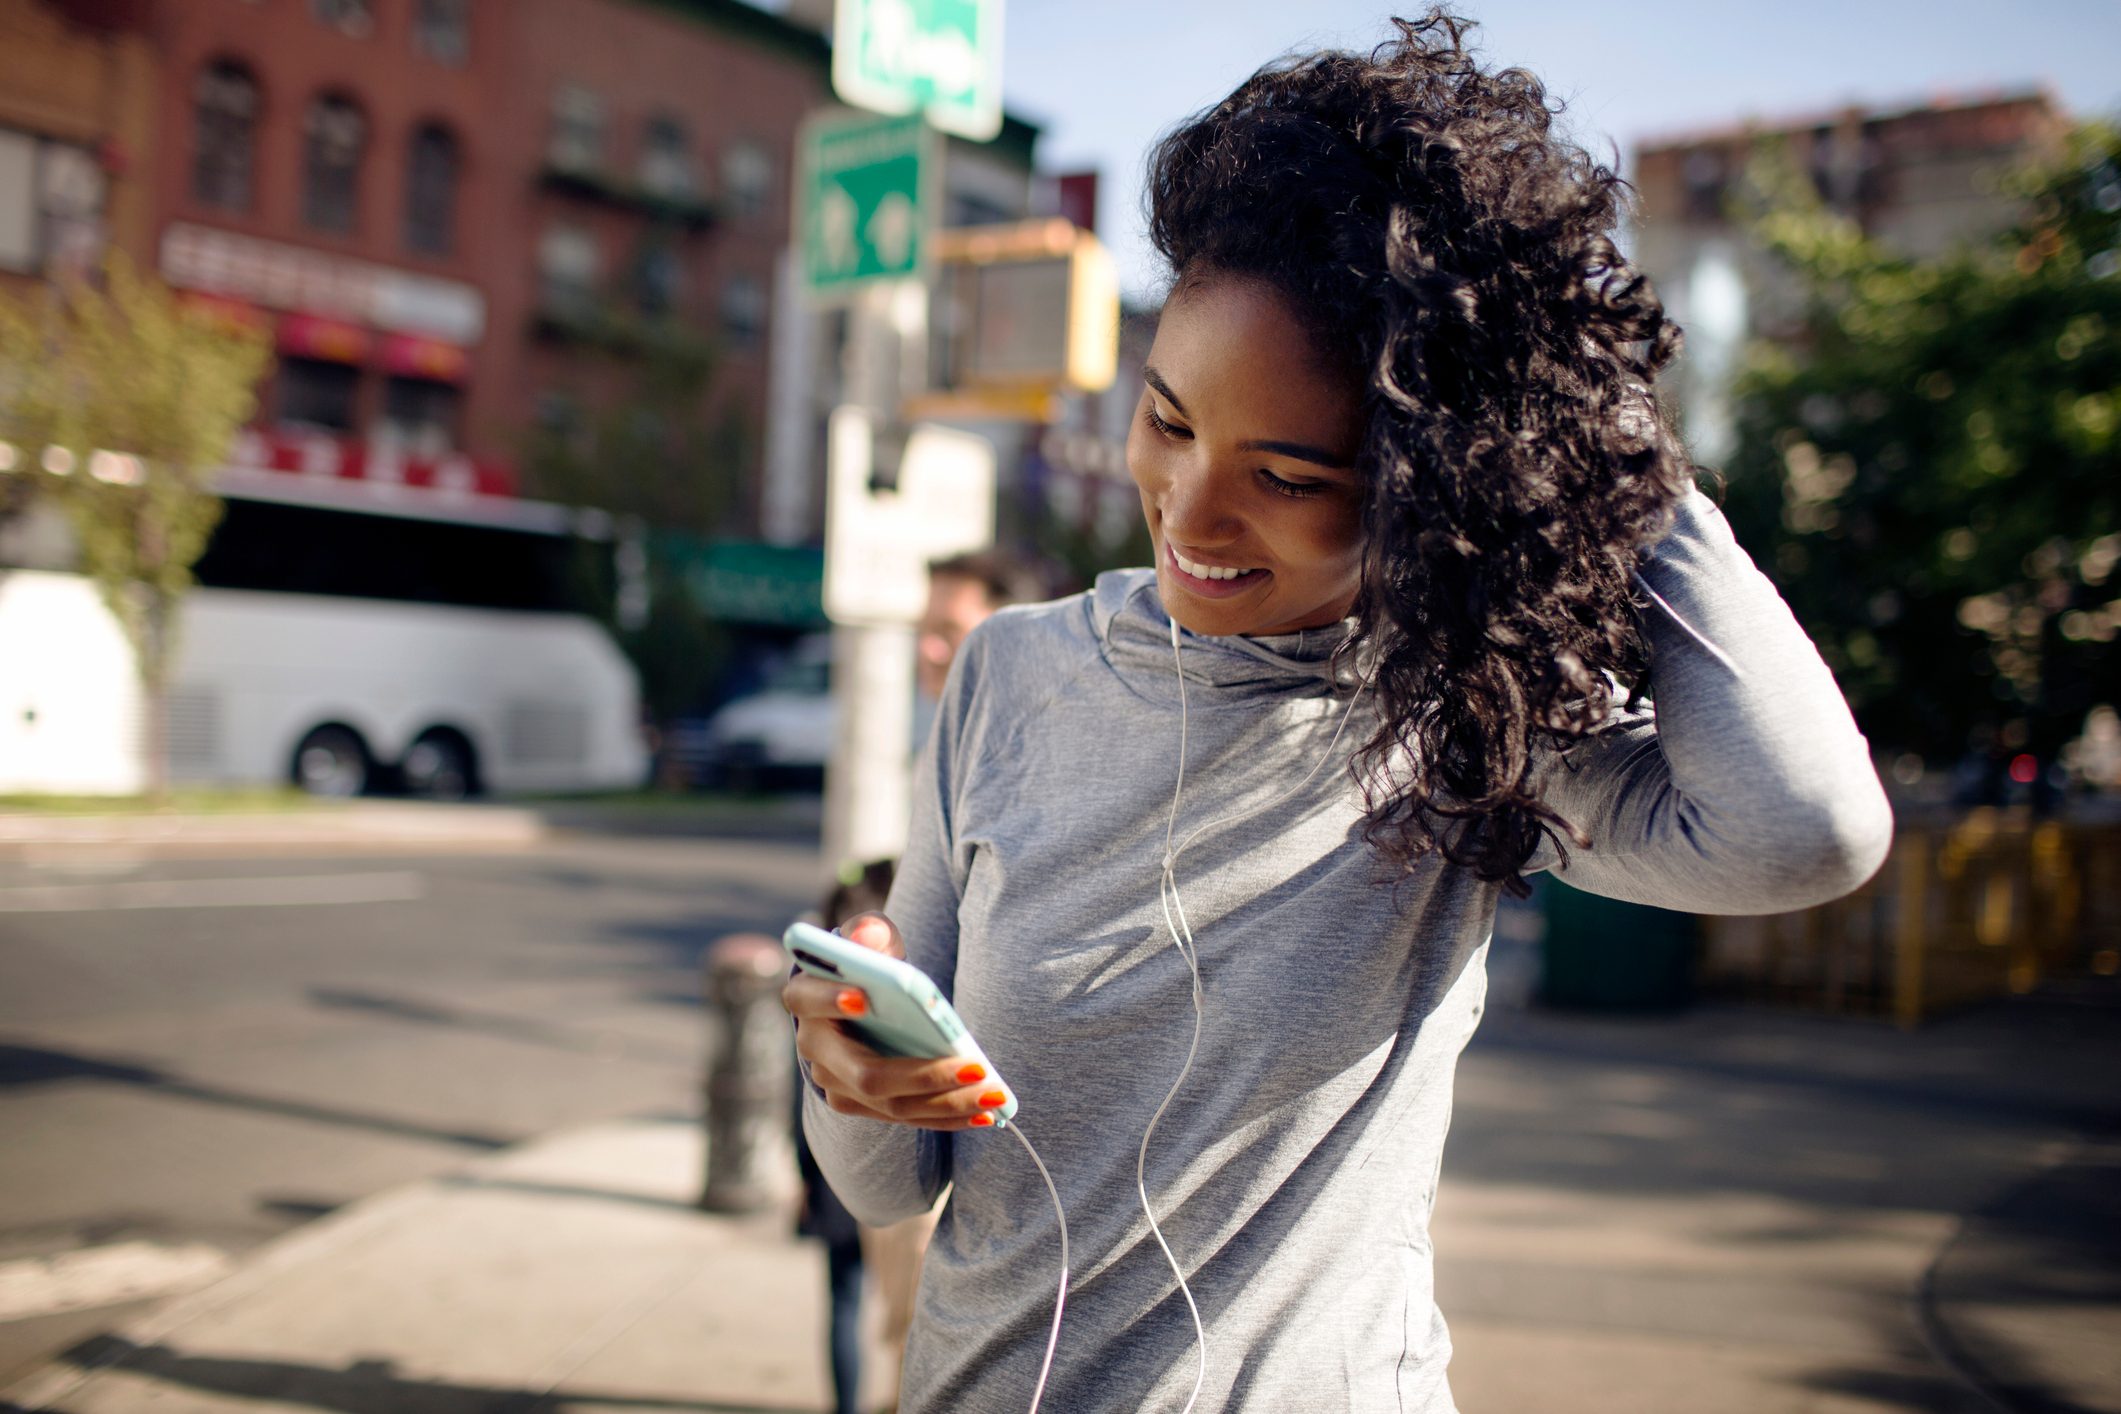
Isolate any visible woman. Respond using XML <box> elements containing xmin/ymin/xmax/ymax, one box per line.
<box><xmin>786</xmin><ymin>12</ymin><xmax>1893</xmax><ymax>1411</ymax></box>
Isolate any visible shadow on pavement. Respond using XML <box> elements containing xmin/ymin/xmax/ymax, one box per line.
<box><xmin>0</xmin><ymin>1043</ymin><xmax>517</xmax><ymax>1152</ymax></box>
<box><xmin>1918</xmin><ymin>1138</ymin><xmax>2121</xmax><ymax>1414</ymax></box>
<box><xmin>306</xmin><ymin>988</ymin><xmax>694</xmax><ymax>1067</ymax></box>
<box><xmin>433</xmin><ymin>1173</ymin><xmax>705</xmax><ymax>1217</ymax></box>
<box><xmin>37</xmin><ymin>1336</ymin><xmax>813</xmax><ymax>1414</ymax></box>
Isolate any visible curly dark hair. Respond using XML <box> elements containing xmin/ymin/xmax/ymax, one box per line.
<box><xmin>1146</xmin><ymin>9</ymin><xmax>1694</xmax><ymax>889</ymax></box>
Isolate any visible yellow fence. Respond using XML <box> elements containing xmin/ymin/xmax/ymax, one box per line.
<box><xmin>1698</xmin><ymin>811</ymin><xmax>2121</xmax><ymax>1028</ymax></box>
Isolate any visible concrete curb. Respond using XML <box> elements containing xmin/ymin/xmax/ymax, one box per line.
<box><xmin>0</xmin><ymin>802</ymin><xmax>547</xmax><ymax>850</ymax></box>
<box><xmin>1</xmin><ymin>1165</ymin><xmax>458</xmax><ymax>1412</ymax></box>
<box><xmin>0</xmin><ymin>1116</ymin><xmax>784</xmax><ymax>1414</ymax></box>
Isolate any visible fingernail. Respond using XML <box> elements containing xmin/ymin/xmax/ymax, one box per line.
<box><xmin>836</xmin><ymin>989</ymin><xmax>867</xmax><ymax>1017</ymax></box>
<box><xmin>978</xmin><ymin>1090</ymin><xmax>1007</xmax><ymax>1109</ymax></box>
<box><xmin>968</xmin><ymin>1113</ymin><xmax>995</xmax><ymax>1127</ymax></box>
<box><xmin>956</xmin><ymin>1064</ymin><xmax>986</xmax><ymax>1084</ymax></box>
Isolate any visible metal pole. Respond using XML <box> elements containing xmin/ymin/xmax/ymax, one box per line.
<box><xmin>821</xmin><ymin>279</ymin><xmax>929</xmax><ymax>875</ymax></box>
<box><xmin>700</xmin><ymin>932</ymin><xmax>795</xmax><ymax>1213</ymax></box>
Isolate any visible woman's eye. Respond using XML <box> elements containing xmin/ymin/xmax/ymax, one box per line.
<box><xmin>1143</xmin><ymin>406</ymin><xmax>1191</xmax><ymax>440</ymax></box>
<box><xmin>1260</xmin><ymin>469</ymin><xmax>1328</xmax><ymax>499</ymax></box>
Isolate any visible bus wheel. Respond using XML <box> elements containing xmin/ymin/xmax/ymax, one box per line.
<box><xmin>292</xmin><ymin>726</ymin><xmax>371</xmax><ymax>797</ymax></box>
<box><xmin>403</xmin><ymin>731</ymin><xmax>476</xmax><ymax>801</ymax></box>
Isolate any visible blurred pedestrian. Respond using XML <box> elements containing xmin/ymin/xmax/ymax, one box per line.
<box><xmin>793</xmin><ymin>858</ymin><xmax>895</xmax><ymax>1414</ymax></box>
<box><xmin>789</xmin><ymin>10</ymin><xmax>1894</xmax><ymax>1410</ymax></box>
<box><xmin>916</xmin><ymin>550</ymin><xmax>1048</xmax><ymax>701</ymax></box>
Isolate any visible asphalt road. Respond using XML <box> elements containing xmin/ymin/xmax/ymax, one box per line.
<box><xmin>0</xmin><ymin>832</ymin><xmax>820</xmax><ymax>1388</ymax></box>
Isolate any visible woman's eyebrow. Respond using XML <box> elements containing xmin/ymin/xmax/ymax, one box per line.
<box><xmin>1143</xmin><ymin>365</ymin><xmax>1188</xmax><ymax>416</ymax></box>
<box><xmin>1144</xmin><ymin>364</ymin><xmax>1354</xmax><ymax>471</ymax></box>
<box><xmin>1237</xmin><ymin>438</ymin><xmax>1353</xmax><ymax>471</ymax></box>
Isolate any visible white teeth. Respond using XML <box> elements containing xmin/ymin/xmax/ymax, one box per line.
<box><xmin>1174</xmin><ymin>549</ymin><xmax>1257</xmax><ymax>581</ymax></box>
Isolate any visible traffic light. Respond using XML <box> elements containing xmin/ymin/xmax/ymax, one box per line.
<box><xmin>921</xmin><ymin>218</ymin><xmax>1119</xmax><ymax>418</ymax></box>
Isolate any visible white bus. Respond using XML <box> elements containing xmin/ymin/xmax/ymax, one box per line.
<box><xmin>0</xmin><ymin>466</ymin><xmax>647</xmax><ymax>798</ymax></box>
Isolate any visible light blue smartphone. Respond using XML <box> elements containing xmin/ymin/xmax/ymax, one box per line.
<box><xmin>783</xmin><ymin>920</ymin><xmax>1016</xmax><ymax>1127</ymax></box>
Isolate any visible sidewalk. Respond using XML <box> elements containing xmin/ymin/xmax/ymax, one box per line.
<box><xmin>0</xmin><ymin>794</ymin><xmax>823</xmax><ymax>856</ymax></box>
<box><xmin>7</xmin><ymin>979</ymin><xmax>2118</xmax><ymax>1414</ymax></box>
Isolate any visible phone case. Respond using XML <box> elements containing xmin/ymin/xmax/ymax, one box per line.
<box><xmin>783</xmin><ymin>921</ymin><xmax>1016</xmax><ymax>1126</ymax></box>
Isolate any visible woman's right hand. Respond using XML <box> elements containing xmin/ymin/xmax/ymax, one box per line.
<box><xmin>782</xmin><ymin>911</ymin><xmax>1011</xmax><ymax>1131</ymax></box>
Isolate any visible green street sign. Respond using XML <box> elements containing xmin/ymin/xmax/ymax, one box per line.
<box><xmin>832</xmin><ymin>0</ymin><xmax>1003</xmax><ymax>143</ymax></box>
<box><xmin>797</xmin><ymin>110</ymin><xmax>936</xmax><ymax>302</ymax></box>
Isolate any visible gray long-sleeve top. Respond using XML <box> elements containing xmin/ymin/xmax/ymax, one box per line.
<box><xmin>802</xmin><ymin>490</ymin><xmax>1893</xmax><ymax>1412</ymax></box>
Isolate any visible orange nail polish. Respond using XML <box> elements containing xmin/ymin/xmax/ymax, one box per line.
<box><xmin>978</xmin><ymin>1090</ymin><xmax>1007</xmax><ymax>1109</ymax></box>
<box><xmin>956</xmin><ymin>1064</ymin><xmax>986</xmax><ymax>1084</ymax></box>
<box><xmin>836</xmin><ymin>989</ymin><xmax>867</xmax><ymax>1017</ymax></box>
<box><xmin>967</xmin><ymin>1113</ymin><xmax>995</xmax><ymax>1127</ymax></box>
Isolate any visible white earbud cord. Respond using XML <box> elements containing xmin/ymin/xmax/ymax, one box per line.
<box><xmin>1008</xmin><ymin>1120</ymin><xmax>1069</xmax><ymax>1414</ymax></box>
<box><xmin>1142</xmin><ymin>615</ymin><xmax>1372</xmax><ymax>1414</ymax></box>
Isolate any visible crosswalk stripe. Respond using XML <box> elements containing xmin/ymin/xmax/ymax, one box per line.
<box><xmin>0</xmin><ymin>1241</ymin><xmax>231</xmax><ymax>1322</ymax></box>
<box><xmin>0</xmin><ymin>871</ymin><xmax>425</xmax><ymax>913</ymax></box>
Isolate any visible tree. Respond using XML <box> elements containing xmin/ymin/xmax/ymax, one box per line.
<box><xmin>521</xmin><ymin>338</ymin><xmax>743</xmax><ymax>538</ymax></box>
<box><xmin>520</xmin><ymin>339</ymin><xmax>748</xmax><ymax>728</ymax></box>
<box><xmin>0</xmin><ymin>256</ymin><xmax>272</xmax><ymax>798</ymax></box>
<box><xmin>1721</xmin><ymin>124</ymin><xmax>2121</xmax><ymax>786</ymax></box>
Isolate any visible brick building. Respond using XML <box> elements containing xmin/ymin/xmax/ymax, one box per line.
<box><xmin>492</xmin><ymin>0</ymin><xmax>837</xmax><ymax>532</ymax></box>
<box><xmin>84</xmin><ymin>0</ymin><xmax>856</xmax><ymax>518</ymax></box>
<box><xmin>0</xmin><ymin>0</ymin><xmax>157</xmax><ymax>294</ymax></box>
<box><xmin>10</xmin><ymin>0</ymin><xmax>1046</xmax><ymax>544</ymax></box>
<box><xmin>139</xmin><ymin>0</ymin><xmax>515</xmax><ymax>492</ymax></box>
<box><xmin>1630</xmin><ymin>91</ymin><xmax>2068</xmax><ymax>460</ymax></box>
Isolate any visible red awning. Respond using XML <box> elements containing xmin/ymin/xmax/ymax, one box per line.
<box><xmin>277</xmin><ymin>312</ymin><xmax>371</xmax><ymax>364</ymax></box>
<box><xmin>377</xmin><ymin>333</ymin><xmax>470</xmax><ymax>384</ymax></box>
<box><xmin>177</xmin><ymin>291</ymin><xmax>271</xmax><ymax>334</ymax></box>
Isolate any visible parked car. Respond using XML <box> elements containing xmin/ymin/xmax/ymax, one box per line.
<box><xmin>667</xmin><ymin>636</ymin><xmax>834</xmax><ymax>791</ymax></box>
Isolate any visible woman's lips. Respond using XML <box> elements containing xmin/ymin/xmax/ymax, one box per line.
<box><xmin>1165</xmin><ymin>541</ymin><xmax>1269</xmax><ymax>599</ymax></box>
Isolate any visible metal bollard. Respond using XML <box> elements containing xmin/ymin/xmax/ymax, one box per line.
<box><xmin>699</xmin><ymin>932</ymin><xmax>794</xmax><ymax>1213</ymax></box>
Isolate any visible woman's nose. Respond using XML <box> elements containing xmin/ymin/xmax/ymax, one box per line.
<box><xmin>1159</xmin><ymin>462</ymin><xmax>1240</xmax><ymax>544</ymax></box>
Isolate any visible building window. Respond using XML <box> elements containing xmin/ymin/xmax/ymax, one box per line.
<box><xmin>538</xmin><ymin>224</ymin><xmax>600</xmax><ymax>321</ymax></box>
<box><xmin>404</xmin><ymin>123</ymin><xmax>458</xmax><ymax>256</ymax></box>
<box><xmin>549</xmin><ymin>85</ymin><xmax>604</xmax><ymax>173</ymax></box>
<box><xmin>721</xmin><ymin>272</ymin><xmax>766</xmax><ymax>351</ymax></box>
<box><xmin>0</xmin><ymin>129</ymin><xmax>107</xmax><ymax>276</ymax></box>
<box><xmin>639</xmin><ymin>116</ymin><xmax>696</xmax><ymax>201</ymax></box>
<box><xmin>633</xmin><ymin>240</ymin><xmax>683</xmax><ymax>318</ymax></box>
<box><xmin>302</xmin><ymin>94</ymin><xmax>366</xmax><ymax>233</ymax></box>
<box><xmin>310</xmin><ymin>0</ymin><xmax>374</xmax><ymax>38</ymax></box>
<box><xmin>276</xmin><ymin>356</ymin><xmax>361</xmax><ymax>433</ymax></box>
<box><xmin>534</xmin><ymin>391</ymin><xmax>588</xmax><ymax>452</ymax></box>
<box><xmin>1682</xmin><ymin>148</ymin><xmax>1726</xmax><ymax>224</ymax></box>
<box><xmin>192</xmin><ymin>60</ymin><xmax>258</xmax><ymax>211</ymax></box>
<box><xmin>0</xmin><ymin>129</ymin><xmax>42</xmax><ymax>272</ymax></box>
<box><xmin>412</xmin><ymin>0</ymin><xmax>470</xmax><ymax>66</ymax></box>
<box><xmin>945</xmin><ymin>190</ymin><xmax>1012</xmax><ymax>229</ymax></box>
<box><xmin>723</xmin><ymin>140</ymin><xmax>772</xmax><ymax>220</ymax></box>
<box><xmin>377</xmin><ymin>375</ymin><xmax>460</xmax><ymax>458</ymax></box>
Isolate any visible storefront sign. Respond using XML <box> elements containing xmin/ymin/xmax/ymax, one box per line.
<box><xmin>161</xmin><ymin>222</ymin><xmax>485</xmax><ymax>343</ymax></box>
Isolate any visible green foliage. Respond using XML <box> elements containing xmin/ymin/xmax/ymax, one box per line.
<box><xmin>563</xmin><ymin>534</ymin><xmax>728</xmax><ymax>723</ymax></box>
<box><xmin>519</xmin><ymin>339</ymin><xmax>743</xmax><ymax>538</ymax></box>
<box><xmin>1722</xmin><ymin>124</ymin><xmax>2121</xmax><ymax>768</ymax></box>
<box><xmin>1019</xmin><ymin>497</ymin><xmax>1151</xmax><ymax>595</ymax></box>
<box><xmin>0</xmin><ymin>256</ymin><xmax>272</xmax><ymax>793</ymax></box>
<box><xmin>523</xmin><ymin>344</ymin><xmax>748</xmax><ymax>723</ymax></box>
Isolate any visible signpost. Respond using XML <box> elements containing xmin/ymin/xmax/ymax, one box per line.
<box><xmin>818</xmin><ymin>410</ymin><xmax>994</xmax><ymax>868</ymax></box>
<box><xmin>824</xmin><ymin>411</ymin><xmax>995</xmax><ymax>628</ymax></box>
<box><xmin>832</xmin><ymin>0</ymin><xmax>1004</xmax><ymax>142</ymax></box>
<box><xmin>809</xmin><ymin>0</ymin><xmax>1009</xmax><ymax>871</ymax></box>
<box><xmin>796</xmin><ymin>110</ymin><xmax>936</xmax><ymax>304</ymax></box>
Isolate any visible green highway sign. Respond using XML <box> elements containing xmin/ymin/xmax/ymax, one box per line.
<box><xmin>832</xmin><ymin>0</ymin><xmax>1003</xmax><ymax>143</ymax></box>
<box><xmin>797</xmin><ymin>110</ymin><xmax>936</xmax><ymax>302</ymax></box>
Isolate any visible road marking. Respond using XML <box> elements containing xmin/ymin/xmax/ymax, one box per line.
<box><xmin>0</xmin><ymin>1241</ymin><xmax>231</xmax><ymax>1321</ymax></box>
<box><xmin>0</xmin><ymin>871</ymin><xmax>426</xmax><ymax>913</ymax></box>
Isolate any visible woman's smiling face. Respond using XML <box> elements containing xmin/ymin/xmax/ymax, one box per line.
<box><xmin>1128</xmin><ymin>275</ymin><xmax>1367</xmax><ymax>638</ymax></box>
